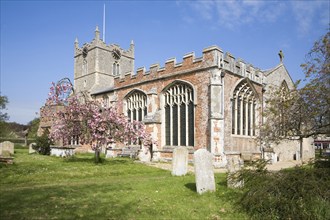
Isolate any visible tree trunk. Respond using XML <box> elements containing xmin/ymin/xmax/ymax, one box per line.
<box><xmin>95</xmin><ymin>149</ymin><xmax>101</xmax><ymax>163</ymax></box>
<box><xmin>299</xmin><ymin>138</ymin><xmax>303</xmax><ymax>161</ymax></box>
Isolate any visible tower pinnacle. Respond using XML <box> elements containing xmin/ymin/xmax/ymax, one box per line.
<box><xmin>95</xmin><ymin>26</ymin><xmax>100</xmax><ymax>41</ymax></box>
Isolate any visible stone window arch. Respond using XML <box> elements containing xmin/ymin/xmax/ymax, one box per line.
<box><xmin>231</xmin><ymin>80</ymin><xmax>257</xmax><ymax>136</ymax></box>
<box><xmin>112</xmin><ymin>62</ymin><xmax>120</xmax><ymax>76</ymax></box>
<box><xmin>163</xmin><ymin>82</ymin><xmax>194</xmax><ymax>146</ymax></box>
<box><xmin>126</xmin><ymin>90</ymin><xmax>147</xmax><ymax>122</ymax></box>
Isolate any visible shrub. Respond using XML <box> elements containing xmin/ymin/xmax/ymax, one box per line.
<box><xmin>236</xmin><ymin>159</ymin><xmax>330</xmax><ymax>220</ymax></box>
<box><xmin>33</xmin><ymin>130</ymin><xmax>52</xmax><ymax>155</ymax></box>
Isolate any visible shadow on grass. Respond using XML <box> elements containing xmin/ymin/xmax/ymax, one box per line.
<box><xmin>185</xmin><ymin>183</ymin><xmax>196</xmax><ymax>192</ymax></box>
<box><xmin>62</xmin><ymin>156</ymin><xmax>134</xmax><ymax>165</ymax></box>
<box><xmin>217</xmin><ymin>177</ymin><xmax>227</xmax><ymax>187</ymax></box>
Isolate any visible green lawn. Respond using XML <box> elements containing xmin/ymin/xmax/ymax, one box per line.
<box><xmin>0</xmin><ymin>146</ymin><xmax>247</xmax><ymax>220</ymax></box>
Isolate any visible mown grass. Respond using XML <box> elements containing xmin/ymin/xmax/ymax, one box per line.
<box><xmin>0</xmin><ymin>146</ymin><xmax>247</xmax><ymax>220</ymax></box>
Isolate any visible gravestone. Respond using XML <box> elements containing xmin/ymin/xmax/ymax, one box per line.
<box><xmin>194</xmin><ymin>149</ymin><xmax>216</xmax><ymax>194</ymax></box>
<box><xmin>29</xmin><ymin>143</ymin><xmax>37</xmax><ymax>154</ymax></box>
<box><xmin>226</xmin><ymin>157</ymin><xmax>244</xmax><ymax>188</ymax></box>
<box><xmin>138</xmin><ymin>146</ymin><xmax>151</xmax><ymax>162</ymax></box>
<box><xmin>172</xmin><ymin>147</ymin><xmax>189</xmax><ymax>176</ymax></box>
<box><xmin>0</xmin><ymin>141</ymin><xmax>14</xmax><ymax>155</ymax></box>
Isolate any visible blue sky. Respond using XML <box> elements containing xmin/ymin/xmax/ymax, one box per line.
<box><xmin>1</xmin><ymin>0</ymin><xmax>329</xmax><ymax>125</ymax></box>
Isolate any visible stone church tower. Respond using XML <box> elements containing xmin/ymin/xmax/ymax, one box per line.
<box><xmin>74</xmin><ymin>26</ymin><xmax>135</xmax><ymax>96</ymax></box>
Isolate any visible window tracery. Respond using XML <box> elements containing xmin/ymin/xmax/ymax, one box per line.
<box><xmin>164</xmin><ymin>83</ymin><xmax>194</xmax><ymax>146</ymax></box>
<box><xmin>232</xmin><ymin>81</ymin><xmax>257</xmax><ymax>136</ymax></box>
<box><xmin>126</xmin><ymin>91</ymin><xmax>147</xmax><ymax>122</ymax></box>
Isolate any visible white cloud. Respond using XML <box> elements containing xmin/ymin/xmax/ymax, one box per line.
<box><xmin>291</xmin><ymin>1</ymin><xmax>329</xmax><ymax>35</ymax></box>
<box><xmin>182</xmin><ymin>0</ymin><xmax>328</xmax><ymax>34</ymax></box>
<box><xmin>190</xmin><ymin>1</ymin><xmax>215</xmax><ymax>20</ymax></box>
<box><xmin>183</xmin><ymin>0</ymin><xmax>286</xmax><ymax>29</ymax></box>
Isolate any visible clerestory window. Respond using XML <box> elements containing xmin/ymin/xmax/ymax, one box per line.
<box><xmin>232</xmin><ymin>81</ymin><xmax>257</xmax><ymax>136</ymax></box>
<box><xmin>164</xmin><ymin>83</ymin><xmax>194</xmax><ymax>146</ymax></box>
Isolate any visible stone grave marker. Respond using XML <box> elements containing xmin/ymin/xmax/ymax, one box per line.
<box><xmin>194</xmin><ymin>149</ymin><xmax>216</xmax><ymax>194</ymax></box>
<box><xmin>29</xmin><ymin>143</ymin><xmax>37</xmax><ymax>154</ymax></box>
<box><xmin>0</xmin><ymin>141</ymin><xmax>14</xmax><ymax>155</ymax></box>
<box><xmin>226</xmin><ymin>157</ymin><xmax>244</xmax><ymax>188</ymax></box>
<box><xmin>172</xmin><ymin>147</ymin><xmax>189</xmax><ymax>176</ymax></box>
<box><xmin>138</xmin><ymin>146</ymin><xmax>151</xmax><ymax>162</ymax></box>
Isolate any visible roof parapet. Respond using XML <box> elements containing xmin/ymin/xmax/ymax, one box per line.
<box><xmin>115</xmin><ymin>46</ymin><xmax>263</xmax><ymax>85</ymax></box>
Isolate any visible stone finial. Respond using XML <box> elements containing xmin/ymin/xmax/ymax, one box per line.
<box><xmin>130</xmin><ymin>40</ymin><xmax>135</xmax><ymax>54</ymax></box>
<box><xmin>95</xmin><ymin>26</ymin><xmax>100</xmax><ymax>40</ymax></box>
<box><xmin>278</xmin><ymin>50</ymin><xmax>284</xmax><ymax>63</ymax></box>
<box><xmin>74</xmin><ymin>38</ymin><xmax>79</xmax><ymax>48</ymax></box>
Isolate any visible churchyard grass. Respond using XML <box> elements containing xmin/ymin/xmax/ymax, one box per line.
<box><xmin>0</xmin><ymin>145</ymin><xmax>247</xmax><ymax>219</ymax></box>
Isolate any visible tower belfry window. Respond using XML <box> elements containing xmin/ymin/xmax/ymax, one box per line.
<box><xmin>164</xmin><ymin>83</ymin><xmax>194</xmax><ymax>146</ymax></box>
<box><xmin>113</xmin><ymin>62</ymin><xmax>120</xmax><ymax>76</ymax></box>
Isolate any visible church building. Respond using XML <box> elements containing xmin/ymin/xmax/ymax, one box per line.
<box><xmin>59</xmin><ymin>26</ymin><xmax>314</xmax><ymax>166</ymax></box>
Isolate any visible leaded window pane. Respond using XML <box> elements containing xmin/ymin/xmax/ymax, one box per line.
<box><xmin>232</xmin><ymin>98</ymin><xmax>236</xmax><ymax>134</ymax></box>
<box><xmin>237</xmin><ymin>97</ymin><xmax>241</xmax><ymax>135</ymax></box>
<box><xmin>248</xmin><ymin>102</ymin><xmax>251</xmax><ymax>136</ymax></box>
<box><xmin>165</xmin><ymin>105</ymin><xmax>171</xmax><ymax>145</ymax></box>
<box><xmin>172</xmin><ymin>104</ymin><xmax>178</xmax><ymax>146</ymax></box>
<box><xmin>180</xmin><ymin>104</ymin><xmax>186</xmax><ymax>146</ymax></box>
<box><xmin>188</xmin><ymin>102</ymin><xmax>194</xmax><ymax>146</ymax></box>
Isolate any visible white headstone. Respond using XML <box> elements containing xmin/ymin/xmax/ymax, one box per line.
<box><xmin>29</xmin><ymin>143</ymin><xmax>37</xmax><ymax>154</ymax></box>
<box><xmin>0</xmin><ymin>141</ymin><xmax>14</xmax><ymax>155</ymax></box>
<box><xmin>138</xmin><ymin>146</ymin><xmax>151</xmax><ymax>162</ymax></box>
<box><xmin>172</xmin><ymin>147</ymin><xmax>189</xmax><ymax>176</ymax></box>
<box><xmin>194</xmin><ymin>149</ymin><xmax>216</xmax><ymax>194</ymax></box>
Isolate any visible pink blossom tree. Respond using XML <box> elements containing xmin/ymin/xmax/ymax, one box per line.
<box><xmin>44</xmin><ymin>80</ymin><xmax>152</xmax><ymax>163</ymax></box>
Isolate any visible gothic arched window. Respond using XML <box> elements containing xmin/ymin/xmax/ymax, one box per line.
<box><xmin>112</xmin><ymin>62</ymin><xmax>120</xmax><ymax>76</ymax></box>
<box><xmin>232</xmin><ymin>81</ymin><xmax>257</xmax><ymax>136</ymax></box>
<box><xmin>126</xmin><ymin>91</ymin><xmax>147</xmax><ymax>122</ymax></box>
<box><xmin>279</xmin><ymin>81</ymin><xmax>290</xmax><ymax>136</ymax></box>
<box><xmin>164</xmin><ymin>83</ymin><xmax>194</xmax><ymax>146</ymax></box>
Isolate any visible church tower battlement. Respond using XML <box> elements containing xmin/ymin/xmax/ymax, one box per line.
<box><xmin>74</xmin><ymin>26</ymin><xmax>135</xmax><ymax>96</ymax></box>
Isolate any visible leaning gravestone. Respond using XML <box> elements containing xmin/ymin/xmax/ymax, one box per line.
<box><xmin>0</xmin><ymin>141</ymin><xmax>14</xmax><ymax>155</ymax></box>
<box><xmin>194</xmin><ymin>149</ymin><xmax>216</xmax><ymax>194</ymax></box>
<box><xmin>172</xmin><ymin>147</ymin><xmax>189</xmax><ymax>176</ymax></box>
<box><xmin>226</xmin><ymin>157</ymin><xmax>244</xmax><ymax>188</ymax></box>
<box><xmin>29</xmin><ymin>143</ymin><xmax>37</xmax><ymax>154</ymax></box>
